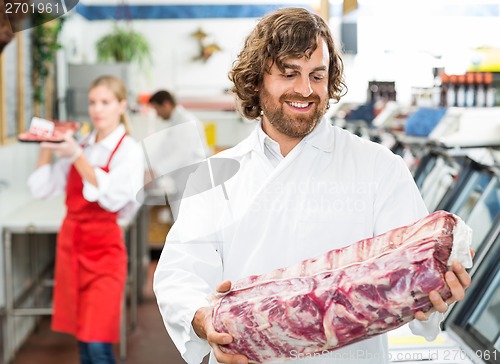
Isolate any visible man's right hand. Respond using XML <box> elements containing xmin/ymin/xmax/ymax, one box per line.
<box><xmin>192</xmin><ymin>281</ymin><xmax>249</xmax><ymax>364</ymax></box>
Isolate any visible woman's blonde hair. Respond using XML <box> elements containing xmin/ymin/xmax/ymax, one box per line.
<box><xmin>229</xmin><ymin>7</ymin><xmax>346</xmax><ymax>120</ymax></box>
<box><xmin>89</xmin><ymin>75</ymin><xmax>131</xmax><ymax>134</ymax></box>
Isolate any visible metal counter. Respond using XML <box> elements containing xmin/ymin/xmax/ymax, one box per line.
<box><xmin>1</xmin><ymin>196</ymin><xmax>146</xmax><ymax>364</ymax></box>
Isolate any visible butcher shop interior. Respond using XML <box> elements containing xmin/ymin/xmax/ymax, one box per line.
<box><xmin>0</xmin><ymin>1</ymin><xmax>499</xmax><ymax>363</ymax></box>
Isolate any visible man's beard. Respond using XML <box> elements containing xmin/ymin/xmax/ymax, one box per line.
<box><xmin>260</xmin><ymin>86</ymin><xmax>328</xmax><ymax>138</ymax></box>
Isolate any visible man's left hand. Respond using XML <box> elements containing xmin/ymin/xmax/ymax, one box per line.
<box><xmin>415</xmin><ymin>261</ymin><xmax>472</xmax><ymax>321</ymax></box>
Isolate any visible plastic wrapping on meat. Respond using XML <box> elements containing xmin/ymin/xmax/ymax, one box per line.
<box><xmin>211</xmin><ymin>210</ymin><xmax>473</xmax><ymax>363</ymax></box>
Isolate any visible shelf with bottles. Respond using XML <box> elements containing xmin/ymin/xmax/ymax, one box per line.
<box><xmin>433</xmin><ymin>69</ymin><xmax>497</xmax><ymax>108</ymax></box>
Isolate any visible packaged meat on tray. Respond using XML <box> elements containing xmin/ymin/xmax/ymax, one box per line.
<box><xmin>211</xmin><ymin>210</ymin><xmax>473</xmax><ymax>363</ymax></box>
<box><xmin>18</xmin><ymin>118</ymin><xmax>80</xmax><ymax>143</ymax></box>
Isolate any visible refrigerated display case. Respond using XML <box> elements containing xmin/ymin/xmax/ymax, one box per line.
<box><xmin>437</xmin><ymin>161</ymin><xmax>496</xmax><ymax>215</ymax></box>
<box><xmin>416</xmin><ymin>159</ymin><xmax>500</xmax><ymax>340</ymax></box>
<box><xmin>413</xmin><ymin>150</ymin><xmax>464</xmax><ymax>212</ymax></box>
<box><xmin>435</xmin><ymin>161</ymin><xmax>499</xmax><ymax>266</ymax></box>
<box><xmin>445</xmin><ymin>227</ymin><xmax>500</xmax><ymax>364</ymax></box>
<box><xmin>462</xmin><ymin>173</ymin><xmax>500</xmax><ymax>258</ymax></box>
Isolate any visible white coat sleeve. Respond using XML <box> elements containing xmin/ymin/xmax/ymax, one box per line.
<box><xmin>82</xmin><ymin>139</ymin><xmax>144</xmax><ymax>213</ymax></box>
<box><xmin>372</xmin><ymin>150</ymin><xmax>428</xmax><ymax>236</ymax></box>
<box><xmin>27</xmin><ymin>159</ymin><xmax>71</xmax><ymax>199</ymax></box>
<box><xmin>408</xmin><ymin>312</ymin><xmax>444</xmax><ymax>341</ymax></box>
<box><xmin>153</xmin><ymin>180</ymin><xmax>227</xmax><ymax>364</ymax></box>
<box><xmin>372</xmin><ymin>149</ymin><xmax>444</xmax><ymax>341</ymax></box>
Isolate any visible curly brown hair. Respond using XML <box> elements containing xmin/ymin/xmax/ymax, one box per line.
<box><xmin>229</xmin><ymin>7</ymin><xmax>346</xmax><ymax>120</ymax></box>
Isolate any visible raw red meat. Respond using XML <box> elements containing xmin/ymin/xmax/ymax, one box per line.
<box><xmin>18</xmin><ymin>121</ymin><xmax>80</xmax><ymax>143</ymax></box>
<box><xmin>212</xmin><ymin>210</ymin><xmax>472</xmax><ymax>363</ymax></box>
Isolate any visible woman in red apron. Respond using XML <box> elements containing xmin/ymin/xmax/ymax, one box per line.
<box><xmin>30</xmin><ymin>75</ymin><xmax>144</xmax><ymax>364</ymax></box>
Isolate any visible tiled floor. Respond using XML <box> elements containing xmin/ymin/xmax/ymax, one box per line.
<box><xmin>10</xmin><ymin>260</ymin><xmax>199</xmax><ymax>364</ymax></box>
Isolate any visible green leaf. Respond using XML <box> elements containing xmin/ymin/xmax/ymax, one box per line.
<box><xmin>31</xmin><ymin>13</ymin><xmax>65</xmax><ymax>104</ymax></box>
<box><xmin>96</xmin><ymin>23</ymin><xmax>152</xmax><ymax>67</ymax></box>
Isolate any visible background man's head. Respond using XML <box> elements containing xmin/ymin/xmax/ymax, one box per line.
<box><xmin>149</xmin><ymin>90</ymin><xmax>177</xmax><ymax>120</ymax></box>
<box><xmin>229</xmin><ymin>7</ymin><xmax>346</xmax><ymax>120</ymax></box>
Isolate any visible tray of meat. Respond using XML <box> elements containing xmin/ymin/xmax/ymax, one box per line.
<box><xmin>18</xmin><ymin>118</ymin><xmax>80</xmax><ymax>143</ymax></box>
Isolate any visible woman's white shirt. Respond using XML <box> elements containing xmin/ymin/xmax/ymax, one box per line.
<box><xmin>27</xmin><ymin>124</ymin><xmax>144</xmax><ymax>218</ymax></box>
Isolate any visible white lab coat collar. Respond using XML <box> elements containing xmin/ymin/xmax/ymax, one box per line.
<box><xmin>304</xmin><ymin>117</ymin><xmax>335</xmax><ymax>153</ymax></box>
<box><xmin>235</xmin><ymin>117</ymin><xmax>334</xmax><ymax>157</ymax></box>
<box><xmin>256</xmin><ymin>121</ymin><xmax>280</xmax><ymax>154</ymax></box>
<box><xmin>84</xmin><ymin>124</ymin><xmax>127</xmax><ymax>150</ymax></box>
<box><xmin>256</xmin><ymin>120</ymin><xmax>271</xmax><ymax>147</ymax></box>
<box><xmin>168</xmin><ymin>106</ymin><xmax>184</xmax><ymax>126</ymax></box>
<box><xmin>169</xmin><ymin>105</ymin><xmax>195</xmax><ymax>126</ymax></box>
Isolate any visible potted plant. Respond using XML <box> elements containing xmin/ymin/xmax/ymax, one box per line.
<box><xmin>65</xmin><ymin>23</ymin><xmax>152</xmax><ymax>120</ymax></box>
<box><xmin>95</xmin><ymin>23</ymin><xmax>152</xmax><ymax>67</ymax></box>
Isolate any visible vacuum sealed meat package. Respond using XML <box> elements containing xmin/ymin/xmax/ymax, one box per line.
<box><xmin>212</xmin><ymin>210</ymin><xmax>473</xmax><ymax>363</ymax></box>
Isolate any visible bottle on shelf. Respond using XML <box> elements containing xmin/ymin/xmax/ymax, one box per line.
<box><xmin>465</xmin><ymin>72</ymin><xmax>475</xmax><ymax>107</ymax></box>
<box><xmin>456</xmin><ymin>74</ymin><xmax>466</xmax><ymax>107</ymax></box>
<box><xmin>484</xmin><ymin>72</ymin><xmax>496</xmax><ymax>107</ymax></box>
<box><xmin>475</xmin><ymin>72</ymin><xmax>485</xmax><ymax>107</ymax></box>
<box><xmin>447</xmin><ymin>75</ymin><xmax>458</xmax><ymax>107</ymax></box>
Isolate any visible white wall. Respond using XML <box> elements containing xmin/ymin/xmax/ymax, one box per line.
<box><xmin>62</xmin><ymin>14</ymin><xmax>258</xmax><ymax>97</ymax></box>
<box><xmin>62</xmin><ymin>0</ymin><xmax>321</xmax><ymax>99</ymax></box>
<box><xmin>60</xmin><ymin>1</ymin><xmax>500</xmax><ymax>106</ymax></box>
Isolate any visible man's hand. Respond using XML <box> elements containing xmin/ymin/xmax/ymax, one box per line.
<box><xmin>415</xmin><ymin>260</ymin><xmax>472</xmax><ymax>321</ymax></box>
<box><xmin>192</xmin><ymin>281</ymin><xmax>249</xmax><ymax>364</ymax></box>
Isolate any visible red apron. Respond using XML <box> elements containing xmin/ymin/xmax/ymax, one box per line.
<box><xmin>52</xmin><ymin>133</ymin><xmax>128</xmax><ymax>343</ymax></box>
